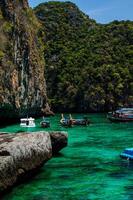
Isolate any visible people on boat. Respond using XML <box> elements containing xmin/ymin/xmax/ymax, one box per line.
<box><xmin>60</xmin><ymin>114</ymin><xmax>90</xmax><ymax>127</ymax></box>
<box><xmin>60</xmin><ymin>114</ymin><xmax>73</xmax><ymax>127</ymax></box>
<box><xmin>108</xmin><ymin>108</ymin><xmax>133</xmax><ymax>122</ymax></box>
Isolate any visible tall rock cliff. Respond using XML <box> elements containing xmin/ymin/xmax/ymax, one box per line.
<box><xmin>0</xmin><ymin>0</ymin><xmax>51</xmax><ymax>124</ymax></box>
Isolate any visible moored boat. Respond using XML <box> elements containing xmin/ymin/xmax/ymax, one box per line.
<box><xmin>70</xmin><ymin>114</ymin><xmax>90</xmax><ymax>126</ymax></box>
<box><xmin>40</xmin><ymin>117</ymin><xmax>50</xmax><ymax>128</ymax></box>
<box><xmin>120</xmin><ymin>148</ymin><xmax>133</xmax><ymax>160</ymax></box>
<box><xmin>60</xmin><ymin>114</ymin><xmax>73</xmax><ymax>127</ymax></box>
<box><xmin>60</xmin><ymin>114</ymin><xmax>90</xmax><ymax>127</ymax></box>
<box><xmin>20</xmin><ymin>117</ymin><xmax>36</xmax><ymax>127</ymax></box>
<box><xmin>107</xmin><ymin>108</ymin><xmax>133</xmax><ymax>122</ymax></box>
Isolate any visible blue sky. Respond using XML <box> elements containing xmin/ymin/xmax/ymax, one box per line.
<box><xmin>29</xmin><ymin>0</ymin><xmax>133</xmax><ymax>24</ymax></box>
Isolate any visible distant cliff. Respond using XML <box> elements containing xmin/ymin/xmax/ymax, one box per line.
<box><xmin>0</xmin><ymin>0</ymin><xmax>51</xmax><ymax>124</ymax></box>
<box><xmin>35</xmin><ymin>2</ymin><xmax>133</xmax><ymax>112</ymax></box>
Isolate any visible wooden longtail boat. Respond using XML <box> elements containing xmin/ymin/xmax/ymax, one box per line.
<box><xmin>60</xmin><ymin>114</ymin><xmax>90</xmax><ymax>127</ymax></box>
<box><xmin>107</xmin><ymin>108</ymin><xmax>133</xmax><ymax>122</ymax></box>
<box><xmin>40</xmin><ymin>117</ymin><xmax>50</xmax><ymax>128</ymax></box>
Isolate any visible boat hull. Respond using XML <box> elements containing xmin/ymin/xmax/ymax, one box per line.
<box><xmin>60</xmin><ymin>119</ymin><xmax>90</xmax><ymax>127</ymax></box>
<box><xmin>120</xmin><ymin>153</ymin><xmax>133</xmax><ymax>160</ymax></box>
<box><xmin>108</xmin><ymin>116</ymin><xmax>133</xmax><ymax>122</ymax></box>
<box><xmin>73</xmin><ymin>120</ymin><xmax>90</xmax><ymax>126</ymax></box>
<box><xmin>20</xmin><ymin>125</ymin><xmax>36</xmax><ymax>128</ymax></box>
<box><xmin>60</xmin><ymin>121</ymin><xmax>73</xmax><ymax>127</ymax></box>
<box><xmin>40</xmin><ymin>121</ymin><xmax>50</xmax><ymax>128</ymax></box>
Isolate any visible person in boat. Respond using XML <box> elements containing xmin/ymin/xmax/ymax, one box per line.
<box><xmin>69</xmin><ymin>114</ymin><xmax>75</xmax><ymax>125</ymax></box>
<box><xmin>60</xmin><ymin>114</ymin><xmax>73</xmax><ymax>127</ymax></box>
<box><xmin>60</xmin><ymin>113</ymin><xmax>65</xmax><ymax>123</ymax></box>
<box><xmin>108</xmin><ymin>107</ymin><xmax>133</xmax><ymax>122</ymax></box>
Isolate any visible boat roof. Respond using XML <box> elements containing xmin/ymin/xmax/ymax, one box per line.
<box><xmin>125</xmin><ymin>148</ymin><xmax>133</xmax><ymax>151</ymax></box>
<box><xmin>20</xmin><ymin>117</ymin><xmax>35</xmax><ymax>121</ymax></box>
<box><xmin>116</xmin><ymin>108</ymin><xmax>133</xmax><ymax>113</ymax></box>
<box><xmin>118</xmin><ymin>108</ymin><xmax>133</xmax><ymax>111</ymax></box>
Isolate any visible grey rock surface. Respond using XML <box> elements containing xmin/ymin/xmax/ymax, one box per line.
<box><xmin>0</xmin><ymin>131</ymin><xmax>68</xmax><ymax>193</ymax></box>
<box><xmin>50</xmin><ymin>132</ymin><xmax>68</xmax><ymax>154</ymax></box>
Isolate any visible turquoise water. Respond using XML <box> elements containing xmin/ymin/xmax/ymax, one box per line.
<box><xmin>1</xmin><ymin>114</ymin><xmax>133</xmax><ymax>200</ymax></box>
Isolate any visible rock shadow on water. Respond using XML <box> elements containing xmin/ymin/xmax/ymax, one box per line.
<box><xmin>53</xmin><ymin>152</ymin><xmax>64</xmax><ymax>158</ymax></box>
<box><xmin>108</xmin><ymin>160</ymin><xmax>133</xmax><ymax>180</ymax></box>
<box><xmin>16</xmin><ymin>129</ymin><xmax>25</xmax><ymax>133</ymax></box>
<box><xmin>29</xmin><ymin>194</ymin><xmax>49</xmax><ymax>200</ymax></box>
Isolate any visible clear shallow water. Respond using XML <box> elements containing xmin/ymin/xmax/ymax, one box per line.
<box><xmin>1</xmin><ymin>114</ymin><xmax>133</xmax><ymax>200</ymax></box>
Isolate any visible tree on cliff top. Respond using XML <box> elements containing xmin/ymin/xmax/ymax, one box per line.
<box><xmin>35</xmin><ymin>2</ymin><xmax>133</xmax><ymax>112</ymax></box>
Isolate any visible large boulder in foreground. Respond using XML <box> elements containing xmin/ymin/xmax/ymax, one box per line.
<box><xmin>0</xmin><ymin>131</ymin><xmax>68</xmax><ymax>194</ymax></box>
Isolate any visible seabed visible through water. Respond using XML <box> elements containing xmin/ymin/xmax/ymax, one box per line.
<box><xmin>1</xmin><ymin>113</ymin><xmax>133</xmax><ymax>200</ymax></box>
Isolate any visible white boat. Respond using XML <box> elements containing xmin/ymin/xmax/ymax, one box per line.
<box><xmin>20</xmin><ymin>117</ymin><xmax>36</xmax><ymax>127</ymax></box>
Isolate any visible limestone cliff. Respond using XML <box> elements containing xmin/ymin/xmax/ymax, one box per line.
<box><xmin>0</xmin><ymin>0</ymin><xmax>51</xmax><ymax>124</ymax></box>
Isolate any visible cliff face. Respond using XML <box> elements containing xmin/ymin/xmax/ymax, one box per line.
<box><xmin>0</xmin><ymin>0</ymin><xmax>51</xmax><ymax>124</ymax></box>
<box><xmin>35</xmin><ymin>2</ymin><xmax>133</xmax><ymax>112</ymax></box>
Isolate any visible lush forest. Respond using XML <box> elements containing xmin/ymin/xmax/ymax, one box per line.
<box><xmin>35</xmin><ymin>1</ymin><xmax>133</xmax><ymax>112</ymax></box>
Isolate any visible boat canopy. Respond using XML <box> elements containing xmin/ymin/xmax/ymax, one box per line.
<box><xmin>20</xmin><ymin>117</ymin><xmax>36</xmax><ymax>127</ymax></box>
<box><xmin>116</xmin><ymin>108</ymin><xmax>133</xmax><ymax>114</ymax></box>
<box><xmin>20</xmin><ymin>117</ymin><xmax>35</xmax><ymax>122</ymax></box>
<box><xmin>123</xmin><ymin>148</ymin><xmax>133</xmax><ymax>156</ymax></box>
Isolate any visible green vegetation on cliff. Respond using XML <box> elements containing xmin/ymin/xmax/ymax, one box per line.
<box><xmin>35</xmin><ymin>1</ymin><xmax>133</xmax><ymax>112</ymax></box>
<box><xmin>0</xmin><ymin>0</ymin><xmax>50</xmax><ymax>124</ymax></box>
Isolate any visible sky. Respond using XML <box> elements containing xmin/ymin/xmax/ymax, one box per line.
<box><xmin>29</xmin><ymin>0</ymin><xmax>133</xmax><ymax>24</ymax></box>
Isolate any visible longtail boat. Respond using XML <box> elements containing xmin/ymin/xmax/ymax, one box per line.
<box><xmin>60</xmin><ymin>114</ymin><xmax>90</xmax><ymax>127</ymax></box>
<box><xmin>69</xmin><ymin>114</ymin><xmax>90</xmax><ymax>126</ymax></box>
<box><xmin>40</xmin><ymin>117</ymin><xmax>50</xmax><ymax>128</ymax></box>
<box><xmin>107</xmin><ymin>108</ymin><xmax>133</xmax><ymax>122</ymax></box>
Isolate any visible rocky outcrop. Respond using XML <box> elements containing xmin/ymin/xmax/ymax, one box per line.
<box><xmin>50</xmin><ymin>131</ymin><xmax>68</xmax><ymax>154</ymax></box>
<box><xmin>0</xmin><ymin>131</ymin><xmax>68</xmax><ymax>194</ymax></box>
<box><xmin>0</xmin><ymin>0</ymin><xmax>51</xmax><ymax>125</ymax></box>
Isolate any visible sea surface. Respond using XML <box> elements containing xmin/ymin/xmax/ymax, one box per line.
<box><xmin>1</xmin><ymin>113</ymin><xmax>133</xmax><ymax>200</ymax></box>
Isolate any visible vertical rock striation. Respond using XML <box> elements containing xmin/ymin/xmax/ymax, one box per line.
<box><xmin>0</xmin><ymin>0</ymin><xmax>51</xmax><ymax>124</ymax></box>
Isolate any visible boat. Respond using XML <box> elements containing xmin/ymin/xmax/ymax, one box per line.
<box><xmin>60</xmin><ymin>114</ymin><xmax>73</xmax><ymax>127</ymax></box>
<box><xmin>40</xmin><ymin>117</ymin><xmax>50</xmax><ymax>128</ymax></box>
<box><xmin>60</xmin><ymin>114</ymin><xmax>90</xmax><ymax>127</ymax></box>
<box><xmin>120</xmin><ymin>148</ymin><xmax>133</xmax><ymax>160</ymax></box>
<box><xmin>107</xmin><ymin>108</ymin><xmax>133</xmax><ymax>122</ymax></box>
<box><xmin>69</xmin><ymin>114</ymin><xmax>90</xmax><ymax>126</ymax></box>
<box><xmin>20</xmin><ymin>117</ymin><xmax>36</xmax><ymax>127</ymax></box>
